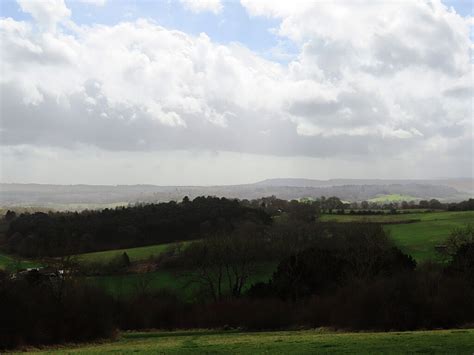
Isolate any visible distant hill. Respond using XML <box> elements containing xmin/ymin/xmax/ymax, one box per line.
<box><xmin>256</xmin><ymin>178</ymin><xmax>474</xmax><ymax>192</ymax></box>
<box><xmin>0</xmin><ymin>178</ymin><xmax>472</xmax><ymax>209</ymax></box>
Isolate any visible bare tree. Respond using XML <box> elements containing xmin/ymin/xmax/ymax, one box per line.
<box><xmin>180</xmin><ymin>223</ymin><xmax>264</xmax><ymax>301</ymax></box>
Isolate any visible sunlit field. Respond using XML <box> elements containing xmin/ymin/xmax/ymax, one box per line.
<box><xmin>321</xmin><ymin>211</ymin><xmax>474</xmax><ymax>262</ymax></box>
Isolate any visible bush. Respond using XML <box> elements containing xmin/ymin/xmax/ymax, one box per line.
<box><xmin>251</xmin><ymin>244</ymin><xmax>416</xmax><ymax>301</ymax></box>
<box><xmin>0</xmin><ymin>278</ymin><xmax>116</xmax><ymax>349</ymax></box>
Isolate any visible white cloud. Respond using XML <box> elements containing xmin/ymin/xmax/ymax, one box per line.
<box><xmin>180</xmin><ymin>0</ymin><xmax>223</xmax><ymax>14</ymax></box>
<box><xmin>75</xmin><ymin>0</ymin><xmax>107</xmax><ymax>6</ymax></box>
<box><xmin>0</xmin><ymin>0</ymin><xmax>472</xmax><ymax>183</ymax></box>
<box><xmin>17</xmin><ymin>0</ymin><xmax>71</xmax><ymax>31</ymax></box>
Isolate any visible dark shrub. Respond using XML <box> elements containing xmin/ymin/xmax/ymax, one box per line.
<box><xmin>0</xmin><ymin>278</ymin><xmax>116</xmax><ymax>349</ymax></box>
<box><xmin>255</xmin><ymin>245</ymin><xmax>415</xmax><ymax>301</ymax></box>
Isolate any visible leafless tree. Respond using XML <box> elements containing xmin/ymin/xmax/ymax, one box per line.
<box><xmin>180</xmin><ymin>223</ymin><xmax>264</xmax><ymax>301</ymax></box>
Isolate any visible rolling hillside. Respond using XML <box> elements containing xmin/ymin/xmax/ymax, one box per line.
<box><xmin>1</xmin><ymin>178</ymin><xmax>471</xmax><ymax>209</ymax></box>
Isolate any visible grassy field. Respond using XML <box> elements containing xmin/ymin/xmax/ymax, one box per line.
<box><xmin>385</xmin><ymin>211</ymin><xmax>474</xmax><ymax>262</ymax></box>
<box><xmin>368</xmin><ymin>194</ymin><xmax>418</xmax><ymax>203</ymax></box>
<box><xmin>321</xmin><ymin>211</ymin><xmax>474</xmax><ymax>262</ymax></box>
<box><xmin>320</xmin><ymin>213</ymin><xmax>421</xmax><ymax>224</ymax></box>
<box><xmin>87</xmin><ymin>269</ymin><xmax>193</xmax><ymax>299</ymax></box>
<box><xmin>77</xmin><ymin>243</ymin><xmax>186</xmax><ymax>264</ymax></box>
<box><xmin>0</xmin><ymin>251</ymin><xmax>39</xmax><ymax>270</ymax></box>
<box><xmin>27</xmin><ymin>328</ymin><xmax>474</xmax><ymax>354</ymax></box>
<box><xmin>87</xmin><ymin>262</ymin><xmax>276</xmax><ymax>299</ymax></box>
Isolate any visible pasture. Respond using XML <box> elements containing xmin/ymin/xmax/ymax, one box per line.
<box><xmin>76</xmin><ymin>242</ymin><xmax>185</xmax><ymax>264</ymax></box>
<box><xmin>87</xmin><ymin>269</ymin><xmax>192</xmax><ymax>298</ymax></box>
<box><xmin>368</xmin><ymin>194</ymin><xmax>418</xmax><ymax>202</ymax></box>
<box><xmin>87</xmin><ymin>262</ymin><xmax>276</xmax><ymax>299</ymax></box>
<box><xmin>27</xmin><ymin>328</ymin><xmax>474</xmax><ymax>354</ymax></box>
<box><xmin>321</xmin><ymin>211</ymin><xmax>474</xmax><ymax>262</ymax></box>
<box><xmin>0</xmin><ymin>251</ymin><xmax>39</xmax><ymax>270</ymax></box>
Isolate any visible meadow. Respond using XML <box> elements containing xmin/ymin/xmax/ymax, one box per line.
<box><xmin>26</xmin><ymin>328</ymin><xmax>474</xmax><ymax>354</ymax></box>
<box><xmin>0</xmin><ymin>251</ymin><xmax>39</xmax><ymax>270</ymax></box>
<box><xmin>76</xmin><ymin>243</ymin><xmax>185</xmax><ymax>264</ymax></box>
<box><xmin>0</xmin><ymin>239</ymin><xmax>178</xmax><ymax>271</ymax></box>
<box><xmin>321</xmin><ymin>211</ymin><xmax>474</xmax><ymax>262</ymax></box>
<box><xmin>368</xmin><ymin>194</ymin><xmax>418</xmax><ymax>202</ymax></box>
<box><xmin>87</xmin><ymin>262</ymin><xmax>276</xmax><ymax>299</ymax></box>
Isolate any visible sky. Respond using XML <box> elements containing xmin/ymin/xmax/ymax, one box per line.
<box><xmin>0</xmin><ymin>0</ymin><xmax>472</xmax><ymax>185</ymax></box>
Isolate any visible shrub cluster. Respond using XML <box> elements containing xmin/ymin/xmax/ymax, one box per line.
<box><xmin>0</xmin><ymin>274</ymin><xmax>115</xmax><ymax>349</ymax></box>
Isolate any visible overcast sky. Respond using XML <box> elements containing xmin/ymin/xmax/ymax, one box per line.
<box><xmin>0</xmin><ymin>0</ymin><xmax>472</xmax><ymax>185</ymax></box>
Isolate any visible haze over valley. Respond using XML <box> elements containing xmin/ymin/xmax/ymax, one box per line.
<box><xmin>1</xmin><ymin>178</ymin><xmax>472</xmax><ymax>208</ymax></box>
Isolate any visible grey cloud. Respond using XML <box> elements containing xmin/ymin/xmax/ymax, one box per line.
<box><xmin>1</xmin><ymin>80</ymin><xmax>425</xmax><ymax>159</ymax></box>
<box><xmin>288</xmin><ymin>91</ymin><xmax>389</xmax><ymax>129</ymax></box>
<box><xmin>444</xmin><ymin>86</ymin><xmax>472</xmax><ymax>98</ymax></box>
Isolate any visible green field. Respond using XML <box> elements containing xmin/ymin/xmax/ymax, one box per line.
<box><xmin>27</xmin><ymin>328</ymin><xmax>474</xmax><ymax>354</ymax></box>
<box><xmin>321</xmin><ymin>211</ymin><xmax>474</xmax><ymax>262</ymax></box>
<box><xmin>88</xmin><ymin>262</ymin><xmax>276</xmax><ymax>299</ymax></box>
<box><xmin>368</xmin><ymin>194</ymin><xmax>418</xmax><ymax>203</ymax></box>
<box><xmin>0</xmin><ymin>243</ymin><xmax>175</xmax><ymax>271</ymax></box>
<box><xmin>77</xmin><ymin>243</ymin><xmax>184</xmax><ymax>264</ymax></box>
<box><xmin>87</xmin><ymin>269</ymin><xmax>192</xmax><ymax>298</ymax></box>
<box><xmin>385</xmin><ymin>211</ymin><xmax>474</xmax><ymax>262</ymax></box>
<box><xmin>0</xmin><ymin>251</ymin><xmax>39</xmax><ymax>270</ymax></box>
<box><xmin>320</xmin><ymin>213</ymin><xmax>421</xmax><ymax>224</ymax></box>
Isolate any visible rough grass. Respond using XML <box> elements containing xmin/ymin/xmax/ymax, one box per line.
<box><xmin>26</xmin><ymin>328</ymin><xmax>474</xmax><ymax>354</ymax></box>
<box><xmin>321</xmin><ymin>211</ymin><xmax>474</xmax><ymax>262</ymax></box>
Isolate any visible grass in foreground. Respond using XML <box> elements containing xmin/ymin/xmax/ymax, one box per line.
<box><xmin>28</xmin><ymin>328</ymin><xmax>474</xmax><ymax>354</ymax></box>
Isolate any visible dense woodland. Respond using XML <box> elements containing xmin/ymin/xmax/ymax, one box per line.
<box><xmin>4</xmin><ymin>197</ymin><xmax>271</xmax><ymax>257</ymax></box>
<box><xmin>1</xmin><ymin>197</ymin><xmax>474</xmax><ymax>349</ymax></box>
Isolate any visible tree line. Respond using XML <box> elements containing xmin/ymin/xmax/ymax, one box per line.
<box><xmin>244</xmin><ymin>196</ymin><xmax>474</xmax><ymax>215</ymax></box>
<box><xmin>4</xmin><ymin>196</ymin><xmax>271</xmax><ymax>257</ymax></box>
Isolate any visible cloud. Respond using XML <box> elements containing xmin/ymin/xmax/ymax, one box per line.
<box><xmin>180</xmin><ymin>0</ymin><xmax>223</xmax><ymax>14</ymax></box>
<box><xmin>17</xmin><ymin>0</ymin><xmax>71</xmax><ymax>31</ymax></box>
<box><xmin>0</xmin><ymin>0</ymin><xmax>472</xmax><ymax>182</ymax></box>
<box><xmin>75</xmin><ymin>0</ymin><xmax>107</xmax><ymax>6</ymax></box>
